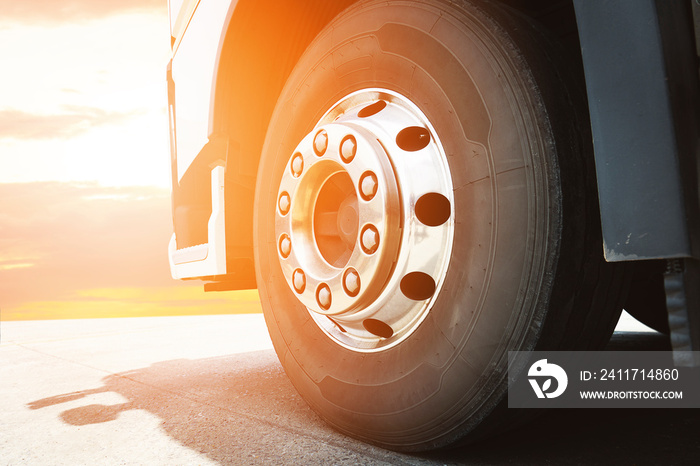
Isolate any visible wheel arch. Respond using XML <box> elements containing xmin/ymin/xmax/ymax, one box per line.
<box><xmin>206</xmin><ymin>0</ymin><xmax>358</xmax><ymax>284</ymax></box>
<box><xmin>208</xmin><ymin>0</ymin><xmax>594</xmax><ymax>287</ymax></box>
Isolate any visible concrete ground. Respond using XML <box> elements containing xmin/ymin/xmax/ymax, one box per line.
<box><xmin>1</xmin><ymin>312</ymin><xmax>698</xmax><ymax>465</ymax></box>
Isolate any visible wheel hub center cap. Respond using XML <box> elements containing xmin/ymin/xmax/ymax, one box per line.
<box><xmin>275</xmin><ymin>89</ymin><xmax>455</xmax><ymax>352</ymax></box>
<box><xmin>276</xmin><ymin>123</ymin><xmax>401</xmax><ymax>315</ymax></box>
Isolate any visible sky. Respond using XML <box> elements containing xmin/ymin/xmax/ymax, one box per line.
<box><xmin>0</xmin><ymin>0</ymin><xmax>259</xmax><ymax>320</ymax></box>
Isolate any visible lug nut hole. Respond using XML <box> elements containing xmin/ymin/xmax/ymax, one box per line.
<box><xmin>278</xmin><ymin>192</ymin><xmax>291</xmax><ymax>216</ymax></box>
<box><xmin>396</xmin><ymin>126</ymin><xmax>431</xmax><ymax>152</ymax></box>
<box><xmin>360</xmin><ymin>224</ymin><xmax>380</xmax><ymax>255</ymax></box>
<box><xmin>363</xmin><ymin>319</ymin><xmax>394</xmax><ymax>338</ymax></box>
<box><xmin>400</xmin><ymin>272</ymin><xmax>436</xmax><ymax>301</ymax></box>
<box><xmin>314</xmin><ymin>130</ymin><xmax>328</xmax><ymax>156</ymax></box>
<box><xmin>316</xmin><ymin>283</ymin><xmax>332</xmax><ymax>310</ymax></box>
<box><xmin>358</xmin><ymin>100</ymin><xmax>387</xmax><ymax>118</ymax></box>
<box><xmin>292</xmin><ymin>269</ymin><xmax>306</xmax><ymax>294</ymax></box>
<box><xmin>279</xmin><ymin>234</ymin><xmax>291</xmax><ymax>259</ymax></box>
<box><xmin>415</xmin><ymin>193</ymin><xmax>451</xmax><ymax>226</ymax></box>
<box><xmin>340</xmin><ymin>135</ymin><xmax>357</xmax><ymax>163</ymax></box>
<box><xmin>343</xmin><ymin>268</ymin><xmax>361</xmax><ymax>297</ymax></box>
<box><xmin>291</xmin><ymin>153</ymin><xmax>304</xmax><ymax>177</ymax></box>
<box><xmin>359</xmin><ymin>171</ymin><xmax>378</xmax><ymax>201</ymax></box>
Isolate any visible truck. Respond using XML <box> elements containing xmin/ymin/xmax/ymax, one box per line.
<box><xmin>165</xmin><ymin>0</ymin><xmax>700</xmax><ymax>451</ymax></box>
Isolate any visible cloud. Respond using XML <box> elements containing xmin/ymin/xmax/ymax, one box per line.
<box><xmin>0</xmin><ymin>0</ymin><xmax>166</xmax><ymax>23</ymax></box>
<box><xmin>0</xmin><ymin>182</ymin><xmax>175</xmax><ymax>314</ymax></box>
<box><xmin>0</xmin><ymin>107</ymin><xmax>143</xmax><ymax>140</ymax></box>
<box><xmin>0</xmin><ymin>181</ymin><xmax>261</xmax><ymax>321</ymax></box>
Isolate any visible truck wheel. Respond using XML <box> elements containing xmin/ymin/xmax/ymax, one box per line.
<box><xmin>254</xmin><ymin>0</ymin><xmax>626</xmax><ymax>451</ymax></box>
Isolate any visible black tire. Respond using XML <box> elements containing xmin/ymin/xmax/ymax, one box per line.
<box><xmin>254</xmin><ymin>0</ymin><xmax>627</xmax><ymax>451</ymax></box>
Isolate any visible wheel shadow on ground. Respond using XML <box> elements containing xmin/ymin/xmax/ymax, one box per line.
<box><xmin>27</xmin><ymin>350</ymin><xmax>415</xmax><ymax>464</ymax></box>
<box><xmin>27</xmin><ymin>332</ymin><xmax>700</xmax><ymax>465</ymax></box>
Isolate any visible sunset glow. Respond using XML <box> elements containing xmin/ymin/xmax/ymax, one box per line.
<box><xmin>6</xmin><ymin>287</ymin><xmax>261</xmax><ymax>322</ymax></box>
<box><xmin>0</xmin><ymin>5</ymin><xmax>171</xmax><ymax>187</ymax></box>
<box><xmin>0</xmin><ymin>1</ymin><xmax>251</xmax><ymax>321</ymax></box>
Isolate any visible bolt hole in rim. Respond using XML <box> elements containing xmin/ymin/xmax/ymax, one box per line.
<box><xmin>275</xmin><ymin>89</ymin><xmax>455</xmax><ymax>352</ymax></box>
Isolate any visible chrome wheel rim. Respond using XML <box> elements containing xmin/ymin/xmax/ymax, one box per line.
<box><xmin>275</xmin><ymin>89</ymin><xmax>454</xmax><ymax>352</ymax></box>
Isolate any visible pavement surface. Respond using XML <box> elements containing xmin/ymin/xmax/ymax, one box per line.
<box><xmin>1</xmin><ymin>312</ymin><xmax>699</xmax><ymax>465</ymax></box>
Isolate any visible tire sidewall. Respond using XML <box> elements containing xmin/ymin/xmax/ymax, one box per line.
<box><xmin>254</xmin><ymin>0</ymin><xmax>560</xmax><ymax>449</ymax></box>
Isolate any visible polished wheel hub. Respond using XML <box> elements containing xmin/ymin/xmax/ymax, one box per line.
<box><xmin>275</xmin><ymin>89</ymin><xmax>454</xmax><ymax>351</ymax></box>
